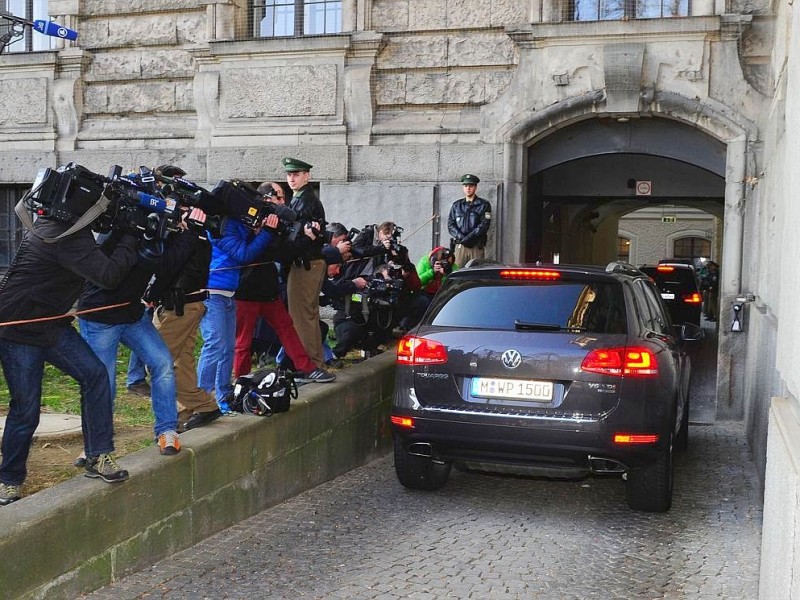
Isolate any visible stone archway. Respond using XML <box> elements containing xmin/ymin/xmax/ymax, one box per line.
<box><xmin>489</xmin><ymin>95</ymin><xmax>756</xmax><ymax>420</ymax></box>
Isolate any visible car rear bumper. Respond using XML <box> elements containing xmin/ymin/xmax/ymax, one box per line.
<box><xmin>391</xmin><ymin>408</ymin><xmax>669</xmax><ymax>476</ymax></box>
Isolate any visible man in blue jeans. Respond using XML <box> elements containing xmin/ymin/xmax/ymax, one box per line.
<box><xmin>77</xmin><ymin>209</ymin><xmax>207</xmax><ymax>457</ymax></box>
<box><xmin>0</xmin><ymin>211</ymin><xmax>138</xmax><ymax>506</ymax></box>
<box><xmin>197</xmin><ymin>210</ymin><xmax>280</xmax><ymax>406</ymax></box>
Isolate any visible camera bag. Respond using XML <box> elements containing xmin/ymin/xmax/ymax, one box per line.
<box><xmin>229</xmin><ymin>368</ymin><xmax>298</xmax><ymax>416</ymax></box>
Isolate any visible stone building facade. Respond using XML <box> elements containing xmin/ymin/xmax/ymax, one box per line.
<box><xmin>2</xmin><ymin>0</ymin><xmax>800</xmax><ymax>595</ymax></box>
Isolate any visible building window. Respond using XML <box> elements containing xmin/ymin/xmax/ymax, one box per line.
<box><xmin>617</xmin><ymin>236</ymin><xmax>631</xmax><ymax>262</ymax></box>
<box><xmin>570</xmin><ymin>0</ymin><xmax>689</xmax><ymax>20</ymax></box>
<box><xmin>0</xmin><ymin>0</ymin><xmax>52</xmax><ymax>53</ymax></box>
<box><xmin>672</xmin><ymin>236</ymin><xmax>710</xmax><ymax>261</ymax></box>
<box><xmin>0</xmin><ymin>185</ymin><xmax>25</xmax><ymax>272</ymax></box>
<box><xmin>254</xmin><ymin>0</ymin><xmax>342</xmax><ymax>38</ymax></box>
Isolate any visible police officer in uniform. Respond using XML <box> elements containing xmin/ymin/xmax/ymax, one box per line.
<box><xmin>283</xmin><ymin>157</ymin><xmax>327</xmax><ymax>369</ymax></box>
<box><xmin>447</xmin><ymin>174</ymin><xmax>492</xmax><ymax>267</ymax></box>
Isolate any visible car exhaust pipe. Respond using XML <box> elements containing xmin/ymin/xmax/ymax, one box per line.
<box><xmin>588</xmin><ymin>455</ymin><xmax>627</xmax><ymax>474</ymax></box>
<box><xmin>407</xmin><ymin>442</ymin><xmax>433</xmax><ymax>458</ymax></box>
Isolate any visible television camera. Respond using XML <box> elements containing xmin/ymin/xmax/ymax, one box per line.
<box><xmin>209</xmin><ymin>179</ymin><xmax>299</xmax><ymax>238</ymax></box>
<box><xmin>20</xmin><ymin>163</ymin><xmax>299</xmax><ymax>246</ymax></box>
<box><xmin>22</xmin><ymin>163</ymin><xmax>197</xmax><ymax>243</ymax></box>
<box><xmin>388</xmin><ymin>225</ymin><xmax>404</xmax><ymax>254</ymax></box>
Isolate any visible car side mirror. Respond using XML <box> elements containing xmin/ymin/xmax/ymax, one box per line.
<box><xmin>674</xmin><ymin>323</ymin><xmax>704</xmax><ymax>342</ymax></box>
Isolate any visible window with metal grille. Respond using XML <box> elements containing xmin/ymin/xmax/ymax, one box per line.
<box><xmin>672</xmin><ymin>236</ymin><xmax>710</xmax><ymax>261</ymax></box>
<box><xmin>0</xmin><ymin>185</ymin><xmax>26</xmax><ymax>272</ymax></box>
<box><xmin>253</xmin><ymin>0</ymin><xmax>342</xmax><ymax>37</ymax></box>
<box><xmin>570</xmin><ymin>0</ymin><xmax>689</xmax><ymax>20</ymax></box>
<box><xmin>0</xmin><ymin>0</ymin><xmax>52</xmax><ymax>53</ymax></box>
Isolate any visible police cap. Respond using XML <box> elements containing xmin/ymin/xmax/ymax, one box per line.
<box><xmin>460</xmin><ymin>174</ymin><xmax>480</xmax><ymax>184</ymax></box>
<box><xmin>283</xmin><ymin>157</ymin><xmax>313</xmax><ymax>172</ymax></box>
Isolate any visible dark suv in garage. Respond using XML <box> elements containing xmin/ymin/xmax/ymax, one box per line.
<box><xmin>639</xmin><ymin>263</ymin><xmax>703</xmax><ymax>326</ymax></box>
<box><xmin>391</xmin><ymin>262</ymin><xmax>701</xmax><ymax>512</ymax></box>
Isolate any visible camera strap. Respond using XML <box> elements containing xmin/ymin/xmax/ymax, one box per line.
<box><xmin>15</xmin><ymin>195</ymin><xmax>110</xmax><ymax>243</ymax></box>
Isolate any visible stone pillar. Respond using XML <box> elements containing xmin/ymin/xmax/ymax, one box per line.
<box><xmin>691</xmin><ymin>0</ymin><xmax>715</xmax><ymax>16</ymax></box>
<box><xmin>190</xmin><ymin>49</ymin><xmax>219</xmax><ymax>149</ymax></box>
<box><xmin>344</xmin><ymin>31</ymin><xmax>384</xmax><ymax>146</ymax></box>
<box><xmin>716</xmin><ymin>134</ymin><xmax>748</xmax><ymax>420</ymax></box>
<box><xmin>200</xmin><ymin>0</ymin><xmax>241</xmax><ymax>41</ymax></box>
<box><xmin>49</xmin><ymin>0</ymin><xmax>80</xmax><ymax>51</ymax></box>
<box><xmin>53</xmin><ymin>48</ymin><xmax>91</xmax><ymax>153</ymax></box>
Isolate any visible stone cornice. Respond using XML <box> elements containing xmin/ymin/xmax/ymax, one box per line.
<box><xmin>507</xmin><ymin>16</ymin><xmax>743</xmax><ymax>47</ymax></box>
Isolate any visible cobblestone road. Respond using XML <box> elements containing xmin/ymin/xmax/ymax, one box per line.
<box><xmin>86</xmin><ymin>421</ymin><xmax>762</xmax><ymax>600</ymax></box>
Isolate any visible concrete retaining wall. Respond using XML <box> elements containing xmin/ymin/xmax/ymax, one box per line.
<box><xmin>0</xmin><ymin>353</ymin><xmax>395</xmax><ymax>600</ymax></box>
<box><xmin>759</xmin><ymin>397</ymin><xmax>800</xmax><ymax>600</ymax></box>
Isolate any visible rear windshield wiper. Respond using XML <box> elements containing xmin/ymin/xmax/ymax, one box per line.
<box><xmin>514</xmin><ymin>320</ymin><xmax>589</xmax><ymax>333</ymax></box>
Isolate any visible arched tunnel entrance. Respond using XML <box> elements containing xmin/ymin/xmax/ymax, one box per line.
<box><xmin>525</xmin><ymin>118</ymin><xmax>725</xmax><ymax>265</ymax></box>
<box><xmin>523</xmin><ymin>117</ymin><xmax>727</xmax><ymax>422</ymax></box>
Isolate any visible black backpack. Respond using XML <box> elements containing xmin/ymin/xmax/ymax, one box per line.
<box><xmin>229</xmin><ymin>368</ymin><xmax>298</xmax><ymax>416</ymax></box>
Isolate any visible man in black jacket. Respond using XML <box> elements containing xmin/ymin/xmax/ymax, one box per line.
<box><xmin>0</xmin><ymin>215</ymin><xmax>138</xmax><ymax>505</ymax></box>
<box><xmin>447</xmin><ymin>174</ymin><xmax>492</xmax><ymax>267</ymax></box>
<box><xmin>146</xmin><ymin>205</ymin><xmax>222</xmax><ymax>433</ymax></box>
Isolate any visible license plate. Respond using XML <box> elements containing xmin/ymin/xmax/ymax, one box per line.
<box><xmin>661</xmin><ymin>292</ymin><xmax>675</xmax><ymax>300</ymax></box>
<box><xmin>471</xmin><ymin>377</ymin><xmax>553</xmax><ymax>402</ymax></box>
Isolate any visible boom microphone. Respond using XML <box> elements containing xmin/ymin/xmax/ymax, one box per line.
<box><xmin>33</xmin><ymin>19</ymin><xmax>78</xmax><ymax>41</ymax></box>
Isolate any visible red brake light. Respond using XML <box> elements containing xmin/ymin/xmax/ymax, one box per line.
<box><xmin>613</xmin><ymin>433</ymin><xmax>659</xmax><ymax>444</ymax></box>
<box><xmin>682</xmin><ymin>292</ymin><xmax>702</xmax><ymax>304</ymax></box>
<box><xmin>656</xmin><ymin>265</ymin><xmax>675</xmax><ymax>272</ymax></box>
<box><xmin>499</xmin><ymin>269</ymin><xmax>561</xmax><ymax>281</ymax></box>
<box><xmin>396</xmin><ymin>336</ymin><xmax>448</xmax><ymax>365</ymax></box>
<box><xmin>391</xmin><ymin>415</ymin><xmax>415</xmax><ymax>428</ymax></box>
<box><xmin>581</xmin><ymin>346</ymin><xmax>658</xmax><ymax>377</ymax></box>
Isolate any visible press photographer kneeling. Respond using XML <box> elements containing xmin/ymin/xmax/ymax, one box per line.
<box><xmin>322</xmin><ymin>242</ymin><xmax>421</xmax><ymax>359</ymax></box>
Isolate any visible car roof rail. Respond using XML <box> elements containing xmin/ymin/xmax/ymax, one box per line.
<box><xmin>605</xmin><ymin>261</ymin><xmax>641</xmax><ymax>276</ymax></box>
<box><xmin>462</xmin><ymin>258</ymin><xmax>502</xmax><ymax>268</ymax></box>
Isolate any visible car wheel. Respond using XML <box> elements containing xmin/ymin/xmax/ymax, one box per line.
<box><xmin>675</xmin><ymin>402</ymin><xmax>689</xmax><ymax>452</ymax></box>
<box><xmin>625</xmin><ymin>434</ymin><xmax>674</xmax><ymax>513</ymax></box>
<box><xmin>393</xmin><ymin>438</ymin><xmax>452</xmax><ymax>491</ymax></box>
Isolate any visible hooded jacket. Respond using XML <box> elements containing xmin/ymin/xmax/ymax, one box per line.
<box><xmin>416</xmin><ymin>246</ymin><xmax>459</xmax><ymax>296</ymax></box>
<box><xmin>0</xmin><ymin>218</ymin><xmax>138</xmax><ymax>346</ymax></box>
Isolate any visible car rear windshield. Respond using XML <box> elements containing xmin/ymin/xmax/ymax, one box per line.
<box><xmin>640</xmin><ymin>267</ymin><xmax>698</xmax><ymax>291</ymax></box>
<box><xmin>429</xmin><ymin>280</ymin><xmax>627</xmax><ymax>333</ymax></box>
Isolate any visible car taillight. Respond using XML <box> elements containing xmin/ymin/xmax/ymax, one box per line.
<box><xmin>656</xmin><ymin>265</ymin><xmax>674</xmax><ymax>272</ymax></box>
<box><xmin>391</xmin><ymin>415</ymin><xmax>415</xmax><ymax>428</ymax></box>
<box><xmin>396</xmin><ymin>336</ymin><xmax>448</xmax><ymax>365</ymax></box>
<box><xmin>581</xmin><ymin>346</ymin><xmax>658</xmax><ymax>377</ymax></box>
<box><xmin>682</xmin><ymin>292</ymin><xmax>702</xmax><ymax>304</ymax></box>
<box><xmin>499</xmin><ymin>269</ymin><xmax>561</xmax><ymax>281</ymax></box>
<box><xmin>613</xmin><ymin>433</ymin><xmax>659</xmax><ymax>444</ymax></box>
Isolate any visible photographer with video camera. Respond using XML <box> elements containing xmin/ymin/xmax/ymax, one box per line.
<box><xmin>411</xmin><ymin>246</ymin><xmax>459</xmax><ymax>319</ymax></box>
<box><xmin>346</xmin><ymin>221</ymin><xmax>408</xmax><ymax>279</ymax></box>
<box><xmin>232</xmin><ymin>182</ymin><xmax>334</xmax><ymax>383</ymax></box>
<box><xmin>196</xmin><ymin>185</ymin><xmax>284</xmax><ymax>410</ymax></box>
<box><xmin>324</xmin><ymin>243</ymin><xmax>421</xmax><ymax>358</ymax></box>
<box><xmin>0</xmin><ymin>173</ymin><xmax>141</xmax><ymax>505</ymax></box>
<box><xmin>140</xmin><ymin>166</ymin><xmax>223</xmax><ymax>433</ymax></box>
<box><xmin>76</xmin><ymin>170</ymin><xmax>211</xmax><ymax>457</ymax></box>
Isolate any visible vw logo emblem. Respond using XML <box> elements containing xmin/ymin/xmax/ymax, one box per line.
<box><xmin>501</xmin><ymin>349</ymin><xmax>522</xmax><ymax>369</ymax></box>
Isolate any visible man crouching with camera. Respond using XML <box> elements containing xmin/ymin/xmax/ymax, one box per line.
<box><xmin>0</xmin><ymin>195</ymin><xmax>140</xmax><ymax>505</ymax></box>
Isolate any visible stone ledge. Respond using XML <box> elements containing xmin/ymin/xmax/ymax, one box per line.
<box><xmin>0</xmin><ymin>352</ymin><xmax>395</xmax><ymax>600</ymax></box>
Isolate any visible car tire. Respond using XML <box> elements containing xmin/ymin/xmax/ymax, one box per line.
<box><xmin>393</xmin><ymin>438</ymin><xmax>452</xmax><ymax>491</ymax></box>
<box><xmin>675</xmin><ymin>402</ymin><xmax>689</xmax><ymax>452</ymax></box>
<box><xmin>625</xmin><ymin>434</ymin><xmax>674</xmax><ymax>513</ymax></box>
